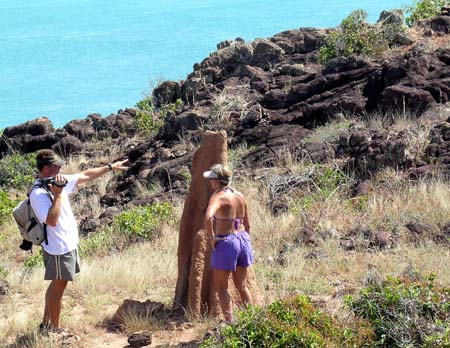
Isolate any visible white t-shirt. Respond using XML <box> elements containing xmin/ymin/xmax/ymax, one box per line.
<box><xmin>29</xmin><ymin>174</ymin><xmax>80</xmax><ymax>255</ymax></box>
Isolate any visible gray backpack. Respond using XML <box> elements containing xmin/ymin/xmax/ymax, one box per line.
<box><xmin>13</xmin><ymin>183</ymin><xmax>53</xmax><ymax>250</ymax></box>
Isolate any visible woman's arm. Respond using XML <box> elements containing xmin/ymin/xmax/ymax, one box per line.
<box><xmin>205</xmin><ymin>195</ymin><xmax>221</xmax><ymax>249</ymax></box>
<box><xmin>243</xmin><ymin>197</ymin><xmax>251</xmax><ymax>234</ymax></box>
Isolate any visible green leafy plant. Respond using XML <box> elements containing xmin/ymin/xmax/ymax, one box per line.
<box><xmin>115</xmin><ymin>202</ymin><xmax>174</xmax><ymax>242</ymax></box>
<box><xmin>319</xmin><ymin>9</ymin><xmax>400</xmax><ymax>62</ymax></box>
<box><xmin>0</xmin><ymin>265</ymin><xmax>8</xmax><ymax>279</ymax></box>
<box><xmin>24</xmin><ymin>250</ymin><xmax>44</xmax><ymax>270</ymax></box>
<box><xmin>79</xmin><ymin>228</ymin><xmax>114</xmax><ymax>258</ymax></box>
<box><xmin>405</xmin><ymin>0</ymin><xmax>446</xmax><ymax>26</ymax></box>
<box><xmin>0</xmin><ymin>153</ymin><xmax>36</xmax><ymax>190</ymax></box>
<box><xmin>346</xmin><ymin>274</ymin><xmax>450</xmax><ymax>347</ymax></box>
<box><xmin>201</xmin><ymin>295</ymin><xmax>374</xmax><ymax>348</ymax></box>
<box><xmin>0</xmin><ymin>190</ymin><xmax>18</xmax><ymax>223</ymax></box>
<box><xmin>80</xmin><ymin>202</ymin><xmax>175</xmax><ymax>257</ymax></box>
<box><xmin>135</xmin><ymin>97</ymin><xmax>182</xmax><ymax>136</ymax></box>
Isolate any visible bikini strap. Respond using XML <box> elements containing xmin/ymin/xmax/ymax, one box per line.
<box><xmin>212</xmin><ymin>215</ymin><xmax>243</xmax><ymax>231</ymax></box>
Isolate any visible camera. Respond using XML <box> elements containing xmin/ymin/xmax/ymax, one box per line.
<box><xmin>39</xmin><ymin>177</ymin><xmax>67</xmax><ymax>189</ymax></box>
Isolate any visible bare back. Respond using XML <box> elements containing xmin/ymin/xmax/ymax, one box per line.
<box><xmin>210</xmin><ymin>188</ymin><xmax>249</xmax><ymax>234</ymax></box>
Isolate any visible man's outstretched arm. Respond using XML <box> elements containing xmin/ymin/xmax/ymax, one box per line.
<box><xmin>76</xmin><ymin>159</ymin><xmax>128</xmax><ymax>186</ymax></box>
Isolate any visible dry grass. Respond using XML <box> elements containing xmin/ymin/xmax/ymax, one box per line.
<box><xmin>2</xmin><ymin>153</ymin><xmax>450</xmax><ymax>346</ymax></box>
<box><xmin>210</xmin><ymin>86</ymin><xmax>250</xmax><ymax>122</ymax></box>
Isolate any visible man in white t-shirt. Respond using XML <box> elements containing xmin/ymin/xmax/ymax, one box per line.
<box><xmin>30</xmin><ymin>149</ymin><xmax>128</xmax><ymax>332</ymax></box>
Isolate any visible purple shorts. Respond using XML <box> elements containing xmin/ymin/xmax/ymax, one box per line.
<box><xmin>211</xmin><ymin>231</ymin><xmax>254</xmax><ymax>271</ymax></box>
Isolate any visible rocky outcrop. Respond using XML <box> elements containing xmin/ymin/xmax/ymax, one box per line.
<box><xmin>0</xmin><ymin>109</ymin><xmax>138</xmax><ymax>158</ymax></box>
<box><xmin>3</xmin><ymin>12</ymin><xmax>450</xmax><ymax>252</ymax></box>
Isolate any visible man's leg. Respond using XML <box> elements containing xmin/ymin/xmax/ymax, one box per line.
<box><xmin>214</xmin><ymin>269</ymin><xmax>233</xmax><ymax>323</ymax></box>
<box><xmin>44</xmin><ymin>279</ymin><xmax>68</xmax><ymax>328</ymax></box>
<box><xmin>232</xmin><ymin>266</ymin><xmax>253</xmax><ymax>307</ymax></box>
<box><xmin>42</xmin><ymin>281</ymin><xmax>52</xmax><ymax>326</ymax></box>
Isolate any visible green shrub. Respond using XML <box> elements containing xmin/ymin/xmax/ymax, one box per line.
<box><xmin>319</xmin><ymin>10</ymin><xmax>399</xmax><ymax>62</ymax></box>
<box><xmin>405</xmin><ymin>0</ymin><xmax>446</xmax><ymax>26</ymax></box>
<box><xmin>0</xmin><ymin>190</ymin><xmax>18</xmax><ymax>223</ymax></box>
<box><xmin>79</xmin><ymin>228</ymin><xmax>114</xmax><ymax>258</ymax></box>
<box><xmin>115</xmin><ymin>202</ymin><xmax>174</xmax><ymax>242</ymax></box>
<box><xmin>346</xmin><ymin>274</ymin><xmax>450</xmax><ymax>347</ymax></box>
<box><xmin>201</xmin><ymin>295</ymin><xmax>374</xmax><ymax>348</ymax></box>
<box><xmin>80</xmin><ymin>202</ymin><xmax>175</xmax><ymax>257</ymax></box>
<box><xmin>0</xmin><ymin>153</ymin><xmax>36</xmax><ymax>190</ymax></box>
<box><xmin>0</xmin><ymin>265</ymin><xmax>8</xmax><ymax>279</ymax></box>
<box><xmin>135</xmin><ymin>97</ymin><xmax>182</xmax><ymax>136</ymax></box>
<box><xmin>24</xmin><ymin>250</ymin><xmax>44</xmax><ymax>270</ymax></box>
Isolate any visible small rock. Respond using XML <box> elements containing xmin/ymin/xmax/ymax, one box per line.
<box><xmin>0</xmin><ymin>280</ymin><xmax>9</xmax><ymax>296</ymax></box>
<box><xmin>128</xmin><ymin>331</ymin><xmax>152</xmax><ymax>348</ymax></box>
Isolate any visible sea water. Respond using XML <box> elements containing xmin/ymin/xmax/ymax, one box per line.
<box><xmin>0</xmin><ymin>0</ymin><xmax>411</xmax><ymax>129</ymax></box>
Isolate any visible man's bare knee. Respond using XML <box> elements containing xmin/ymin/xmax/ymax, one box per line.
<box><xmin>50</xmin><ymin>280</ymin><xmax>68</xmax><ymax>293</ymax></box>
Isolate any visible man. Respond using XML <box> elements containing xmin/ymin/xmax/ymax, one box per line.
<box><xmin>29</xmin><ymin>149</ymin><xmax>128</xmax><ymax>331</ymax></box>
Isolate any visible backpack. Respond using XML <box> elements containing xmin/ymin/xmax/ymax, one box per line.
<box><xmin>13</xmin><ymin>183</ymin><xmax>53</xmax><ymax>251</ymax></box>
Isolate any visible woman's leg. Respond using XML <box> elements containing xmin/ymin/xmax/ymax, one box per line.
<box><xmin>214</xmin><ymin>269</ymin><xmax>233</xmax><ymax>322</ymax></box>
<box><xmin>232</xmin><ymin>266</ymin><xmax>253</xmax><ymax>307</ymax></box>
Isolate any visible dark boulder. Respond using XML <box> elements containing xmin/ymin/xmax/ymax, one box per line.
<box><xmin>52</xmin><ymin>135</ymin><xmax>83</xmax><ymax>156</ymax></box>
<box><xmin>3</xmin><ymin>117</ymin><xmax>54</xmax><ymax>137</ymax></box>
<box><xmin>381</xmin><ymin>85</ymin><xmax>435</xmax><ymax>114</ymax></box>
<box><xmin>251</xmin><ymin>39</ymin><xmax>284</xmax><ymax>70</ymax></box>
<box><xmin>64</xmin><ymin>118</ymin><xmax>95</xmax><ymax>141</ymax></box>
<box><xmin>153</xmin><ymin>81</ymin><xmax>182</xmax><ymax>107</ymax></box>
<box><xmin>431</xmin><ymin>15</ymin><xmax>450</xmax><ymax>34</ymax></box>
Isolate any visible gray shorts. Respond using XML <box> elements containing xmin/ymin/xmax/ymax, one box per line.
<box><xmin>42</xmin><ymin>249</ymin><xmax>80</xmax><ymax>281</ymax></box>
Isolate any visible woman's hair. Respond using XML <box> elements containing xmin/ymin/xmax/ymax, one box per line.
<box><xmin>211</xmin><ymin>163</ymin><xmax>232</xmax><ymax>186</ymax></box>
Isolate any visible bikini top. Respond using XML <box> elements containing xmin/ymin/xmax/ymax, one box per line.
<box><xmin>212</xmin><ymin>187</ymin><xmax>244</xmax><ymax>231</ymax></box>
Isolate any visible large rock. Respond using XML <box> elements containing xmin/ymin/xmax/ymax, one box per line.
<box><xmin>153</xmin><ymin>81</ymin><xmax>182</xmax><ymax>107</ymax></box>
<box><xmin>251</xmin><ymin>39</ymin><xmax>284</xmax><ymax>70</ymax></box>
<box><xmin>3</xmin><ymin>117</ymin><xmax>54</xmax><ymax>137</ymax></box>
<box><xmin>381</xmin><ymin>85</ymin><xmax>435</xmax><ymax>114</ymax></box>
<box><xmin>111</xmin><ymin>299</ymin><xmax>165</xmax><ymax>331</ymax></box>
<box><xmin>377</xmin><ymin>9</ymin><xmax>403</xmax><ymax>26</ymax></box>
<box><xmin>431</xmin><ymin>15</ymin><xmax>450</xmax><ymax>34</ymax></box>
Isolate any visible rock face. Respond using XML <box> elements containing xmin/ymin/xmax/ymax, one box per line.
<box><xmin>0</xmin><ymin>109</ymin><xmax>138</xmax><ymax>158</ymax></box>
<box><xmin>174</xmin><ymin>131</ymin><xmax>262</xmax><ymax>318</ymax></box>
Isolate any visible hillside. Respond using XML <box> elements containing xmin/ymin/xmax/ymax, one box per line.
<box><xmin>1</xmin><ymin>6</ymin><xmax>450</xmax><ymax>348</ymax></box>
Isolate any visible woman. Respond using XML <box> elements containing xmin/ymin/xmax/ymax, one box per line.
<box><xmin>203</xmin><ymin>163</ymin><xmax>254</xmax><ymax>322</ymax></box>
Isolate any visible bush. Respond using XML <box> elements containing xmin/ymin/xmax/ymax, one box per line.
<box><xmin>80</xmin><ymin>202</ymin><xmax>175</xmax><ymax>257</ymax></box>
<box><xmin>0</xmin><ymin>153</ymin><xmax>36</xmax><ymax>190</ymax></box>
<box><xmin>201</xmin><ymin>295</ymin><xmax>374</xmax><ymax>348</ymax></box>
<box><xmin>405</xmin><ymin>0</ymin><xmax>446</xmax><ymax>26</ymax></box>
<box><xmin>115</xmin><ymin>202</ymin><xmax>174</xmax><ymax>242</ymax></box>
<box><xmin>319</xmin><ymin>10</ymin><xmax>400</xmax><ymax>62</ymax></box>
<box><xmin>0</xmin><ymin>265</ymin><xmax>8</xmax><ymax>279</ymax></box>
<box><xmin>24</xmin><ymin>250</ymin><xmax>44</xmax><ymax>270</ymax></box>
<box><xmin>346</xmin><ymin>274</ymin><xmax>450</xmax><ymax>347</ymax></box>
<box><xmin>0</xmin><ymin>190</ymin><xmax>18</xmax><ymax>224</ymax></box>
<box><xmin>79</xmin><ymin>228</ymin><xmax>114</xmax><ymax>257</ymax></box>
<box><xmin>135</xmin><ymin>97</ymin><xmax>182</xmax><ymax>136</ymax></box>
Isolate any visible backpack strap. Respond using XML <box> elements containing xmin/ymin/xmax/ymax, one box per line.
<box><xmin>28</xmin><ymin>182</ymin><xmax>54</xmax><ymax>245</ymax></box>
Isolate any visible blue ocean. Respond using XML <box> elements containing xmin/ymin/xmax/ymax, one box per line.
<box><xmin>0</xmin><ymin>0</ymin><xmax>411</xmax><ymax>129</ymax></box>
